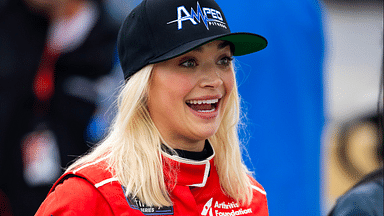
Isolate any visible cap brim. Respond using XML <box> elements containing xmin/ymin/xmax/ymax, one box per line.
<box><xmin>149</xmin><ymin>32</ymin><xmax>267</xmax><ymax>64</ymax></box>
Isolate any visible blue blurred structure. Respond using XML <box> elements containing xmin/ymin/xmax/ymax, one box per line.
<box><xmin>218</xmin><ymin>0</ymin><xmax>325</xmax><ymax>215</ymax></box>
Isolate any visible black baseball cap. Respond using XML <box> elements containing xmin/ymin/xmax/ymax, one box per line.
<box><xmin>117</xmin><ymin>0</ymin><xmax>268</xmax><ymax>80</ymax></box>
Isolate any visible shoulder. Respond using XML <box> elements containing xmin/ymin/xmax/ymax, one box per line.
<box><xmin>332</xmin><ymin>181</ymin><xmax>383</xmax><ymax>216</ymax></box>
<box><xmin>35</xmin><ymin>176</ymin><xmax>114</xmax><ymax>215</ymax></box>
<box><xmin>249</xmin><ymin>176</ymin><xmax>267</xmax><ymax>197</ymax></box>
<box><xmin>247</xmin><ymin>176</ymin><xmax>269</xmax><ymax>215</ymax></box>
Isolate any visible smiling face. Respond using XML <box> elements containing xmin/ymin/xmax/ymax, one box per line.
<box><xmin>147</xmin><ymin>40</ymin><xmax>235</xmax><ymax>152</ymax></box>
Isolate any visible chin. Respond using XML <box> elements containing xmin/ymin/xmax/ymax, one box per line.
<box><xmin>194</xmin><ymin>124</ymin><xmax>219</xmax><ymax>140</ymax></box>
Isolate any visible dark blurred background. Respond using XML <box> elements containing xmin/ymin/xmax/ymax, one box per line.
<box><xmin>0</xmin><ymin>0</ymin><xmax>121</xmax><ymax>215</ymax></box>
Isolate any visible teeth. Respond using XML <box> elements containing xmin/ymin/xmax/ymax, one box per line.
<box><xmin>186</xmin><ymin>98</ymin><xmax>219</xmax><ymax>104</ymax></box>
<box><xmin>198</xmin><ymin>108</ymin><xmax>216</xmax><ymax>113</ymax></box>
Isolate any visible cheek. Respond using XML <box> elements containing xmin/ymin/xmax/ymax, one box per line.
<box><xmin>175</xmin><ymin>73</ymin><xmax>196</xmax><ymax>90</ymax></box>
<box><xmin>223</xmin><ymin>71</ymin><xmax>235</xmax><ymax>96</ymax></box>
<box><xmin>161</xmin><ymin>73</ymin><xmax>196</xmax><ymax>98</ymax></box>
<box><xmin>220</xmin><ymin>71</ymin><xmax>235</xmax><ymax>111</ymax></box>
<box><xmin>149</xmin><ymin>73</ymin><xmax>195</xmax><ymax>110</ymax></box>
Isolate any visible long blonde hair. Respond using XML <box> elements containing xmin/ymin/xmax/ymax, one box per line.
<box><xmin>67</xmin><ymin>63</ymin><xmax>253</xmax><ymax>206</ymax></box>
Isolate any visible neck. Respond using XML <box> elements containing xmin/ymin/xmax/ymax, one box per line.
<box><xmin>162</xmin><ymin>141</ymin><xmax>214</xmax><ymax>161</ymax></box>
<box><xmin>164</xmin><ymin>139</ymin><xmax>206</xmax><ymax>152</ymax></box>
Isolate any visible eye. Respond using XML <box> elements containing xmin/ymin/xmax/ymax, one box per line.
<box><xmin>180</xmin><ymin>58</ymin><xmax>198</xmax><ymax>68</ymax></box>
<box><xmin>217</xmin><ymin>56</ymin><xmax>234</xmax><ymax>67</ymax></box>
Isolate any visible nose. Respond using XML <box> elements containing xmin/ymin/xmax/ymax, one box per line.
<box><xmin>199</xmin><ymin>68</ymin><xmax>223</xmax><ymax>88</ymax></box>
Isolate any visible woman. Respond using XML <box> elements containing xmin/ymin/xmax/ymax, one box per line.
<box><xmin>35</xmin><ymin>0</ymin><xmax>268</xmax><ymax>215</ymax></box>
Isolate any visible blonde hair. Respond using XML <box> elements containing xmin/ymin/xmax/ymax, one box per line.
<box><xmin>67</xmin><ymin>63</ymin><xmax>253</xmax><ymax>206</ymax></box>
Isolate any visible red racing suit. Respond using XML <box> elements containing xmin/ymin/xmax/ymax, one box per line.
<box><xmin>35</xmin><ymin>151</ymin><xmax>268</xmax><ymax>216</ymax></box>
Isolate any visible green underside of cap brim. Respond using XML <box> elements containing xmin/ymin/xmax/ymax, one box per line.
<box><xmin>216</xmin><ymin>33</ymin><xmax>268</xmax><ymax>56</ymax></box>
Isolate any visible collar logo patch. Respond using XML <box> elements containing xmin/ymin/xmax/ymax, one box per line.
<box><xmin>167</xmin><ymin>1</ymin><xmax>227</xmax><ymax>30</ymax></box>
<box><xmin>123</xmin><ymin>186</ymin><xmax>174</xmax><ymax>215</ymax></box>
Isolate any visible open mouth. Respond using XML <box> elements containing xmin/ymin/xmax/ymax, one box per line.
<box><xmin>185</xmin><ymin>98</ymin><xmax>220</xmax><ymax>113</ymax></box>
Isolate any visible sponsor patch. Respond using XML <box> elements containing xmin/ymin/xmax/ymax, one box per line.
<box><xmin>201</xmin><ymin>198</ymin><xmax>253</xmax><ymax>216</ymax></box>
<box><xmin>167</xmin><ymin>1</ymin><xmax>227</xmax><ymax>30</ymax></box>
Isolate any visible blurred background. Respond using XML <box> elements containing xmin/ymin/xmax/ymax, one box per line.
<box><xmin>321</xmin><ymin>0</ymin><xmax>383</xmax><ymax>214</ymax></box>
<box><xmin>0</xmin><ymin>0</ymin><xmax>382</xmax><ymax>215</ymax></box>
